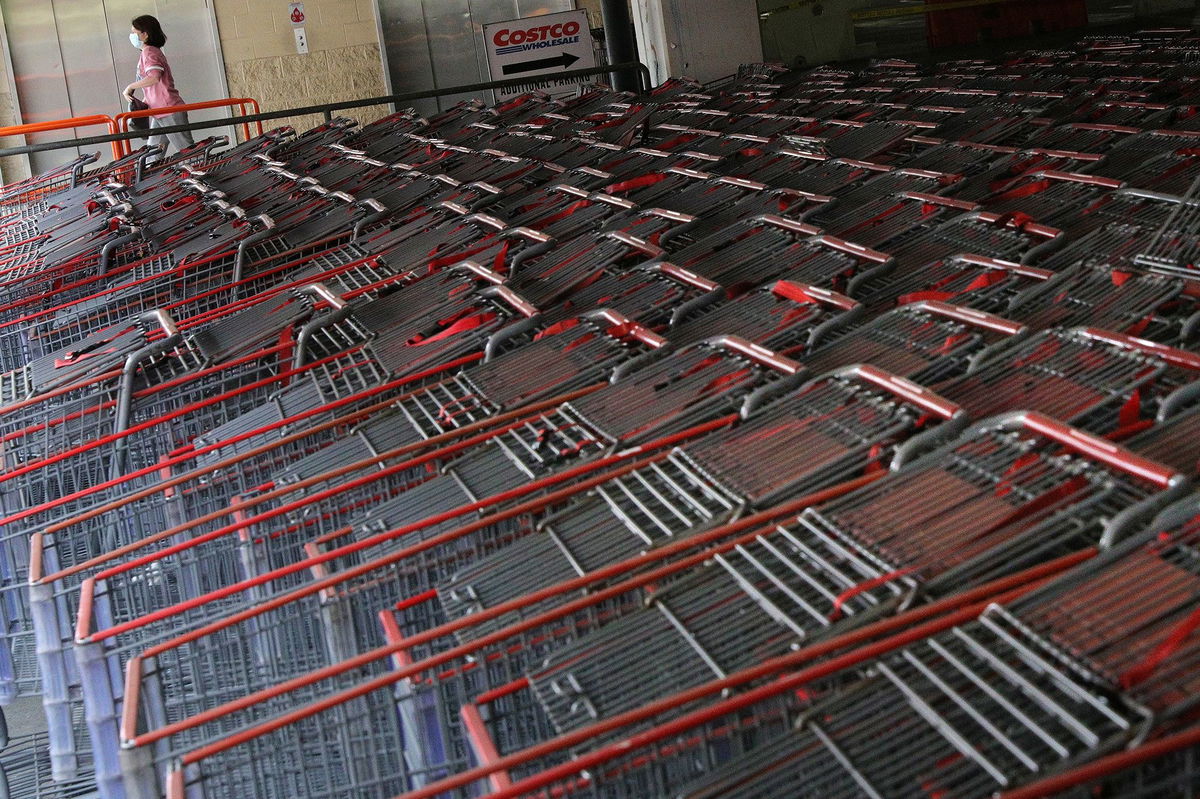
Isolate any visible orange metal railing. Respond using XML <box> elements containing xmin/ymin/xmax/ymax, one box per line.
<box><xmin>0</xmin><ymin>97</ymin><xmax>264</xmax><ymax>163</ymax></box>
<box><xmin>112</xmin><ymin>97</ymin><xmax>263</xmax><ymax>157</ymax></box>
<box><xmin>0</xmin><ymin>114</ymin><xmax>123</xmax><ymax>159</ymax></box>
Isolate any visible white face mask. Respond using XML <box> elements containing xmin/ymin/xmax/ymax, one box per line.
<box><xmin>130</xmin><ymin>32</ymin><xmax>143</xmax><ymax>49</ymax></box>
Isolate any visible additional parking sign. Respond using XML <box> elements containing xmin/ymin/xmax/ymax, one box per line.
<box><xmin>483</xmin><ymin>10</ymin><xmax>596</xmax><ymax>101</ymax></box>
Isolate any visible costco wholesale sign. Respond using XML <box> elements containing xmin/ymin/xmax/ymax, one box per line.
<box><xmin>483</xmin><ymin>10</ymin><xmax>597</xmax><ymax>100</ymax></box>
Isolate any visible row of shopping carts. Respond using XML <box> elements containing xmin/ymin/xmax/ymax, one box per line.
<box><xmin>0</xmin><ymin>24</ymin><xmax>1198</xmax><ymax>799</ymax></box>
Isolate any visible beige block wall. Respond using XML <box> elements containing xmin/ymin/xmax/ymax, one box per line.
<box><xmin>214</xmin><ymin>0</ymin><xmax>391</xmax><ymax>137</ymax></box>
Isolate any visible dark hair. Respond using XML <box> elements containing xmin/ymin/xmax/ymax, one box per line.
<box><xmin>132</xmin><ymin>15</ymin><xmax>167</xmax><ymax>48</ymax></box>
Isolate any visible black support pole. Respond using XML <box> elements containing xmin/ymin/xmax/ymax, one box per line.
<box><xmin>601</xmin><ymin>0</ymin><xmax>639</xmax><ymax>92</ymax></box>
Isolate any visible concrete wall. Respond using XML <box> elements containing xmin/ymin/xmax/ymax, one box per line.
<box><xmin>0</xmin><ymin>66</ymin><xmax>24</xmax><ymax>182</ymax></box>
<box><xmin>633</xmin><ymin>0</ymin><xmax>762</xmax><ymax>85</ymax></box>
<box><xmin>213</xmin><ymin>0</ymin><xmax>391</xmax><ymax>134</ymax></box>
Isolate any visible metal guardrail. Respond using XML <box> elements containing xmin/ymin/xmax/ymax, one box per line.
<box><xmin>112</xmin><ymin>98</ymin><xmax>264</xmax><ymax>157</ymax></box>
<box><xmin>0</xmin><ymin>61</ymin><xmax>654</xmax><ymax>161</ymax></box>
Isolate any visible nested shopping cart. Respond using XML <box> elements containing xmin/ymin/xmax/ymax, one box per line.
<box><xmin>602</xmin><ymin>166</ymin><xmax>831</xmax><ymax>234</ymax></box>
<box><xmin>374</xmin><ymin>367</ymin><xmax>967</xmax><ymax>781</ymax></box>
<box><xmin>20</xmin><ymin>308</ymin><xmax>667</xmax><ymax>766</ymax></box>
<box><xmin>723</xmin><ymin>149</ymin><xmax>893</xmax><ymax>196</ymax></box>
<box><xmin>65</xmin><ymin>339</ymin><xmax>803</xmax><ymax>798</ymax></box>
<box><xmin>106</xmin><ymin>360</ymin><xmax>955</xmax><ymax>798</ymax></box>
<box><xmin>1020</xmin><ymin>122</ymin><xmax>1142</xmax><ymax>155</ymax></box>
<box><xmin>1086</xmin><ymin>128</ymin><xmax>1200</xmax><ymax>194</ymax></box>
<box><xmin>387</xmin><ymin>413</ymin><xmax>1187</xmax><ymax>799</ymax></box>
<box><xmin>653</xmin><ymin>215</ymin><xmax>893</xmax><ymax>292</ymax></box>
<box><xmin>668</xmin><ymin>280</ymin><xmax>862</xmax><ymax>351</ymax></box>
<box><xmin>657</xmin><ymin>487</ymin><xmax>1200</xmax><ymax>799</ymax></box>
<box><xmin>140</xmin><ymin>412</ymin><xmax>1185</xmax><ymax>799</ymax></box>
<box><xmin>933</xmin><ymin>326</ymin><xmax>1200</xmax><ymax>435</ymax></box>
<box><xmin>1006</xmin><ymin>263</ymin><xmax>1186</xmax><ymax>338</ymax></box>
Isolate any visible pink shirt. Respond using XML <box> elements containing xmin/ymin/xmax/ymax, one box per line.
<box><xmin>136</xmin><ymin>45</ymin><xmax>185</xmax><ymax>114</ymax></box>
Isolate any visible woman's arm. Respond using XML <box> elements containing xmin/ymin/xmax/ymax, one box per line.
<box><xmin>123</xmin><ymin>72</ymin><xmax>161</xmax><ymax>100</ymax></box>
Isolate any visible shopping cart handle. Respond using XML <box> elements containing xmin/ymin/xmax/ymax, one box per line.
<box><xmin>718</xmin><ymin>175</ymin><xmax>770</xmax><ymax>191</ymax></box>
<box><xmin>897</xmin><ymin>167</ymin><xmax>960</xmax><ymax>181</ymax></box>
<box><xmin>590</xmin><ymin>193</ymin><xmax>637</xmax><ymax>210</ymax></box>
<box><xmin>349</xmin><ymin>154</ymin><xmax>388</xmax><ymax>167</ymax></box>
<box><xmin>1035</xmin><ymin>170</ymin><xmax>1124</xmax><ymax>188</ymax></box>
<box><xmin>1077</xmin><ymin>327</ymin><xmax>1200</xmax><ymax>372</ymax></box>
<box><xmin>909</xmin><ymin>301</ymin><xmax>1027</xmax><ymax>336</ymax></box>
<box><xmin>549</xmin><ymin>184</ymin><xmax>590</xmax><ymax>199</ymax></box>
<box><xmin>651</xmin><ymin>262</ymin><xmax>719</xmax><ymax>291</ymax></box>
<box><xmin>464</xmin><ymin>213</ymin><xmax>508</xmax><ymax>231</ymax></box>
<box><xmin>140</xmin><ymin>309</ymin><xmax>179</xmax><ymax>338</ymax></box>
<box><xmin>771</xmin><ymin>281</ymin><xmax>859</xmax><ymax>311</ymax></box>
<box><xmin>507</xmin><ymin>227</ymin><xmax>553</xmax><ymax>245</ymax></box>
<box><xmin>267</xmin><ymin>166</ymin><xmax>301</xmax><ymax>181</ymax></box>
<box><xmin>754</xmin><ymin>214</ymin><xmax>822</xmax><ymax>237</ymax></box>
<box><xmin>778</xmin><ymin>147</ymin><xmax>828</xmax><ymax>162</ymax></box>
<box><xmin>647</xmin><ymin>208</ymin><xmax>698</xmax><ymax>224</ymax></box>
<box><xmin>951</xmin><ymin>254</ymin><xmax>1054</xmax><ymax>280</ymax></box>
<box><xmin>606</xmin><ymin>230</ymin><xmax>666</xmax><ymax>260</ymax></box>
<box><xmin>666</xmin><ymin>166</ymin><xmax>714</xmax><ymax>180</ymax></box>
<box><xmin>298</xmin><ymin>283</ymin><xmax>347</xmax><ymax>311</ymax></box>
<box><xmin>480</xmin><ymin>285</ymin><xmax>539</xmax><ymax>319</ymax></box>
<box><xmin>438</xmin><ymin>201</ymin><xmax>471</xmax><ymax>216</ymax></box>
<box><xmin>357</xmin><ymin>199</ymin><xmax>387</xmax><ymax>215</ymax></box>
<box><xmin>833</xmin><ymin>365</ymin><xmax>964</xmax><ymax>420</ymax></box>
<box><xmin>583</xmin><ymin>309</ymin><xmax>668</xmax><ymax>349</ymax></box>
<box><xmin>706</xmin><ymin>335</ymin><xmax>803</xmax><ymax>375</ymax></box>
<box><xmin>973</xmin><ymin>212</ymin><xmax>1062</xmax><ymax>239</ymax></box>
<box><xmin>991</xmin><ymin>411</ymin><xmax>1183</xmax><ymax>489</ymax></box>
<box><xmin>901</xmin><ymin>191</ymin><xmax>979</xmax><ymax>211</ymax></box>
<box><xmin>836</xmin><ymin>158</ymin><xmax>894</xmax><ymax>172</ymax></box>
<box><xmin>455</xmin><ymin>260</ymin><xmax>506</xmax><ymax>285</ymax></box>
<box><xmin>1027</xmin><ymin>146</ymin><xmax>1104</xmax><ymax>161</ymax></box>
<box><xmin>817</xmin><ymin>235</ymin><xmax>893</xmax><ymax>263</ymax></box>
<box><xmin>460</xmin><ymin>181</ymin><xmax>503</xmax><ymax>198</ymax></box>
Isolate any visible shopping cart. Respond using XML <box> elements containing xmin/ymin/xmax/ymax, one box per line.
<box><xmin>0</xmin><ymin>706</ymin><xmax>98</xmax><ymax>799</ymax></box>
<box><xmin>934</xmin><ymin>326</ymin><xmax>1200</xmax><ymax>434</ymax></box>
<box><xmin>385</xmin><ymin>416</ymin><xmax>1182</xmax><ymax>799</ymax></box>
<box><xmin>106</xmin><ymin>360</ymin><xmax>951</xmax><ymax>797</ymax></box>
<box><xmin>149</xmin><ymin>412</ymin><xmax>1185</xmax><ymax>799</ymax></box>
<box><xmin>68</xmin><ymin>340</ymin><xmax>803</xmax><ymax>798</ymax></box>
<box><xmin>668</xmin><ymin>281</ymin><xmax>863</xmax><ymax>350</ymax></box>
<box><xmin>851</xmin><ymin>254</ymin><xmax>1054</xmax><ymax>313</ymax></box>
<box><xmin>654</xmin><ymin>215</ymin><xmax>893</xmax><ymax>292</ymax></box>
<box><xmin>1086</xmin><ymin>129</ymin><xmax>1200</xmax><ymax>194</ymax></box>
<box><xmin>1007</xmin><ymin>263</ymin><xmax>1185</xmax><ymax>337</ymax></box>
<box><xmin>662</xmin><ymin>487</ymin><xmax>1200</xmax><ymax>799</ymax></box>
<box><xmin>718</xmin><ymin>148</ymin><xmax>891</xmax><ymax>195</ymax></box>
<box><xmin>1020</xmin><ymin>122</ymin><xmax>1142</xmax><ymax>154</ymax></box>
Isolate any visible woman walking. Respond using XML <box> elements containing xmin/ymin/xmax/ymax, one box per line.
<box><xmin>123</xmin><ymin>15</ymin><xmax>194</xmax><ymax>162</ymax></box>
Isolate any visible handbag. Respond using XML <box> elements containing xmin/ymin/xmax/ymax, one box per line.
<box><xmin>128</xmin><ymin>96</ymin><xmax>150</xmax><ymax>132</ymax></box>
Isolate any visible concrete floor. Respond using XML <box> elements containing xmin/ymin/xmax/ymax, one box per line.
<box><xmin>7</xmin><ymin>693</ymin><xmax>50</xmax><ymax>737</ymax></box>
